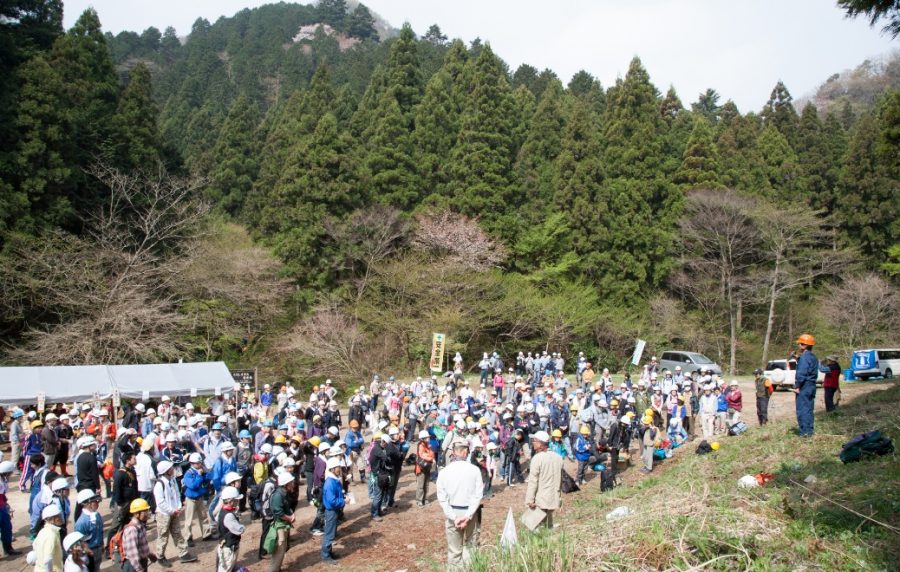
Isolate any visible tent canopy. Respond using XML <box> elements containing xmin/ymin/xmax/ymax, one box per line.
<box><xmin>0</xmin><ymin>362</ymin><xmax>235</xmax><ymax>406</ymax></box>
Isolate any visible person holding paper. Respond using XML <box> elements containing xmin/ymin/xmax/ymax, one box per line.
<box><xmin>436</xmin><ymin>438</ymin><xmax>483</xmax><ymax>571</ymax></box>
<box><xmin>524</xmin><ymin>430</ymin><xmax>562</xmax><ymax>529</ymax></box>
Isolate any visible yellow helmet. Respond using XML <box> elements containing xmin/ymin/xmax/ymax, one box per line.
<box><xmin>373</xmin><ymin>432</ymin><xmax>383</xmax><ymax>440</ymax></box>
<box><xmin>309</xmin><ymin>436</ymin><xmax>321</xmax><ymax>447</ymax></box>
<box><xmin>551</xmin><ymin>429</ymin><xmax>563</xmax><ymax>438</ymax></box>
<box><xmin>130</xmin><ymin>498</ymin><xmax>151</xmax><ymax>514</ymax></box>
<box><xmin>274</xmin><ymin>436</ymin><xmax>287</xmax><ymax>444</ymax></box>
<box><xmin>642</xmin><ymin>416</ymin><xmax>654</xmax><ymax>425</ymax></box>
<box><xmin>465</xmin><ymin>416</ymin><xmax>474</xmax><ymax>424</ymax></box>
<box><xmin>610</xmin><ymin>399</ymin><xmax>619</xmax><ymax>407</ymax></box>
<box><xmin>710</xmin><ymin>441</ymin><xmax>720</xmax><ymax>451</ymax></box>
<box><xmin>479</xmin><ymin>417</ymin><xmax>489</xmax><ymax>426</ymax></box>
<box><xmin>645</xmin><ymin>408</ymin><xmax>654</xmax><ymax>416</ymax></box>
<box><xmin>579</xmin><ymin>426</ymin><xmax>590</xmax><ymax>435</ymax></box>
<box><xmin>31</xmin><ymin>420</ymin><xmax>44</xmax><ymax>430</ymax></box>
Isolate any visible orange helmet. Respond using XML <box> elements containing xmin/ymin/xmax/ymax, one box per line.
<box><xmin>797</xmin><ymin>334</ymin><xmax>815</xmax><ymax>346</ymax></box>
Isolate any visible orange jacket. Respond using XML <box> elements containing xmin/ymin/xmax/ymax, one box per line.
<box><xmin>415</xmin><ymin>441</ymin><xmax>434</xmax><ymax>475</ymax></box>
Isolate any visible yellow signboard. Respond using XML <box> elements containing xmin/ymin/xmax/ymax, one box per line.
<box><xmin>430</xmin><ymin>333</ymin><xmax>446</xmax><ymax>372</ymax></box>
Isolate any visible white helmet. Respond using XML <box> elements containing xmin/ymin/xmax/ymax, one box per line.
<box><xmin>63</xmin><ymin>531</ymin><xmax>85</xmax><ymax>552</ymax></box>
<box><xmin>156</xmin><ymin>461</ymin><xmax>174</xmax><ymax>475</ymax></box>
<box><xmin>277</xmin><ymin>472</ymin><xmax>294</xmax><ymax>486</ymax></box>
<box><xmin>0</xmin><ymin>461</ymin><xmax>16</xmax><ymax>474</ymax></box>
<box><xmin>221</xmin><ymin>486</ymin><xmax>242</xmax><ymax>501</ymax></box>
<box><xmin>224</xmin><ymin>471</ymin><xmax>242</xmax><ymax>485</ymax></box>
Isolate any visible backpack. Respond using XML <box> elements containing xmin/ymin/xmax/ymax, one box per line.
<box><xmin>728</xmin><ymin>421</ymin><xmax>749</xmax><ymax>436</ymax></box>
<box><xmin>259</xmin><ymin>479</ymin><xmax>277</xmax><ymax>520</ymax></box>
<box><xmin>560</xmin><ymin>468</ymin><xmax>579</xmax><ymax>493</ymax></box>
<box><xmin>695</xmin><ymin>440</ymin><xmax>713</xmax><ymax>455</ymax></box>
<box><xmin>108</xmin><ymin>522</ymin><xmax>135</xmax><ymax>560</ymax></box>
<box><xmin>839</xmin><ymin>430</ymin><xmax>895</xmax><ymax>464</ymax></box>
<box><xmin>600</xmin><ymin>470</ymin><xmax>616</xmax><ymax>492</ymax></box>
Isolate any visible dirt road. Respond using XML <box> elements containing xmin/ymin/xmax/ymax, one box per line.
<box><xmin>2</xmin><ymin>379</ymin><xmax>893</xmax><ymax>571</ymax></box>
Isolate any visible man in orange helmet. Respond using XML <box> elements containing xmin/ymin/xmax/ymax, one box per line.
<box><xmin>793</xmin><ymin>334</ymin><xmax>819</xmax><ymax>437</ymax></box>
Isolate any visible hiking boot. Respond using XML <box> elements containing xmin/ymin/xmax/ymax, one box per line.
<box><xmin>311</xmin><ymin>529</ymin><xmax>324</xmax><ymax>537</ymax></box>
<box><xmin>187</xmin><ymin>538</ymin><xmax>195</xmax><ymax>548</ymax></box>
<box><xmin>4</xmin><ymin>545</ymin><xmax>22</xmax><ymax>556</ymax></box>
<box><xmin>179</xmin><ymin>553</ymin><xmax>199</xmax><ymax>563</ymax></box>
<box><xmin>157</xmin><ymin>558</ymin><xmax>172</xmax><ymax>567</ymax></box>
<box><xmin>371</xmin><ymin>515</ymin><xmax>383</xmax><ymax>522</ymax></box>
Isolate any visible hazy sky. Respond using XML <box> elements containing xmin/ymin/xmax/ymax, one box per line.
<box><xmin>64</xmin><ymin>0</ymin><xmax>896</xmax><ymax>112</ymax></box>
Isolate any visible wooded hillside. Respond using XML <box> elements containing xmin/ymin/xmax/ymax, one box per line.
<box><xmin>1</xmin><ymin>1</ymin><xmax>897</xmax><ymax>382</ymax></box>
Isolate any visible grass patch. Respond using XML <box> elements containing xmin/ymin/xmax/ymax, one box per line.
<box><xmin>471</xmin><ymin>382</ymin><xmax>899</xmax><ymax>571</ymax></box>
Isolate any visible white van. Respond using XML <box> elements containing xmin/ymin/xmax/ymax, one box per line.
<box><xmin>764</xmin><ymin>358</ymin><xmax>825</xmax><ymax>390</ymax></box>
<box><xmin>851</xmin><ymin>349</ymin><xmax>900</xmax><ymax>380</ymax></box>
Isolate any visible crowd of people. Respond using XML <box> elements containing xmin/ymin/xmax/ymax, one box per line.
<box><xmin>0</xmin><ymin>334</ymin><xmax>831</xmax><ymax>571</ymax></box>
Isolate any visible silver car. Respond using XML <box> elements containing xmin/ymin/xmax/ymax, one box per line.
<box><xmin>659</xmin><ymin>351</ymin><xmax>723</xmax><ymax>379</ymax></box>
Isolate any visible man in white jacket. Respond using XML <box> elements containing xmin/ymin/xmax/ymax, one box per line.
<box><xmin>698</xmin><ymin>385</ymin><xmax>718</xmax><ymax>439</ymax></box>
<box><xmin>153</xmin><ymin>461</ymin><xmax>197</xmax><ymax>565</ymax></box>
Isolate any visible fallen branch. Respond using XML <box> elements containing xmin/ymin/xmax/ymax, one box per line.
<box><xmin>788</xmin><ymin>478</ymin><xmax>900</xmax><ymax>535</ymax></box>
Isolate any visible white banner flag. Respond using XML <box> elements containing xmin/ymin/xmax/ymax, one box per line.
<box><xmin>632</xmin><ymin>339</ymin><xmax>647</xmax><ymax>366</ymax></box>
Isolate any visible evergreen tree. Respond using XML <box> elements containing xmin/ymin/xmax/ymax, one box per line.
<box><xmin>414</xmin><ymin>68</ymin><xmax>460</xmax><ymax>199</ymax></box>
<box><xmin>691</xmin><ymin>88</ymin><xmax>721</xmax><ymax>124</ymax></box>
<box><xmin>597</xmin><ymin>56</ymin><xmax>679</xmax><ymax>300</ymax></box>
<box><xmin>567</xmin><ymin>70</ymin><xmax>605</xmax><ymax>115</ymax></box>
<box><xmin>717</xmin><ymin>110</ymin><xmax>768</xmax><ymax>193</ymax></box>
<box><xmin>423</xmin><ymin>24</ymin><xmax>448</xmax><ymax>46</ymax></box>
<box><xmin>660</xmin><ymin>86</ymin><xmax>684</xmax><ymax>124</ymax></box>
<box><xmin>795</xmin><ymin>102</ymin><xmax>833</xmax><ymax>208</ymax></box>
<box><xmin>366</xmin><ymin>90</ymin><xmax>419</xmax><ymax>210</ymax></box>
<box><xmin>206</xmin><ymin>95</ymin><xmax>261</xmax><ymax>216</ymax></box>
<box><xmin>756</xmin><ymin>124</ymin><xmax>802</xmax><ymax>202</ymax></box>
<box><xmin>839</xmin><ymin>99</ymin><xmax>856</xmax><ymax>130</ymax></box>
<box><xmin>346</xmin><ymin>3</ymin><xmax>377</xmax><ymax>40</ymax></box>
<box><xmin>261</xmin><ymin>113</ymin><xmax>365</xmax><ymax>291</ymax></box>
<box><xmin>761</xmin><ymin>81</ymin><xmax>799</xmax><ymax>146</ymax></box>
<box><xmin>514</xmin><ymin>79</ymin><xmax>566</xmax><ymax>209</ymax></box>
<box><xmin>113</xmin><ymin>63</ymin><xmax>161</xmax><ymax>171</ymax></box>
<box><xmin>317</xmin><ymin>0</ymin><xmax>347</xmax><ymax>31</ymax></box>
<box><xmin>675</xmin><ymin>115</ymin><xmax>723</xmax><ymax>189</ymax></box>
<box><xmin>512</xmin><ymin>63</ymin><xmax>539</xmax><ymax>94</ymax></box>
<box><xmin>836</xmin><ymin>98</ymin><xmax>898</xmax><ymax>261</ymax></box>
<box><xmin>444</xmin><ymin>44</ymin><xmax>516</xmax><ymax>231</ymax></box>
<box><xmin>818</xmin><ymin>111</ymin><xmax>849</xmax><ymax>215</ymax></box>
<box><xmin>384</xmin><ymin>23</ymin><xmax>423</xmax><ymax>122</ymax></box>
<box><xmin>159</xmin><ymin>26</ymin><xmax>180</xmax><ymax>63</ymax></box>
<box><xmin>553</xmin><ymin>101</ymin><xmax>604</xmax><ymax>278</ymax></box>
<box><xmin>11</xmin><ymin>54</ymin><xmax>72</xmax><ymax>231</ymax></box>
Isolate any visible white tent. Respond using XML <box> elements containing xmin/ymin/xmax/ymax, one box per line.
<box><xmin>0</xmin><ymin>362</ymin><xmax>235</xmax><ymax>406</ymax></box>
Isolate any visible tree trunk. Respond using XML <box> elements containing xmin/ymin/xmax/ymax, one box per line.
<box><xmin>728</xmin><ymin>279</ymin><xmax>737</xmax><ymax>376</ymax></box>
<box><xmin>761</xmin><ymin>258</ymin><xmax>780</xmax><ymax>366</ymax></box>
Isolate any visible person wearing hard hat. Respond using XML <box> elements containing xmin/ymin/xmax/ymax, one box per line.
<box><xmin>42</xmin><ymin>414</ymin><xmax>62</xmax><ymax>477</ymax></box>
<box><xmin>215</xmin><ymin>486</ymin><xmax>245</xmax><ymax>572</ymax></box>
<box><xmin>574</xmin><ymin>426</ymin><xmax>593</xmax><ymax>486</ymax></box>
<box><xmin>73</xmin><ymin>489</ymin><xmax>103</xmax><ymax>572</ymax></box>
<box><xmin>320</xmin><ymin>456</ymin><xmax>345</xmax><ymax>565</ymax></box>
<box><xmin>107</xmin><ymin>452</ymin><xmax>138</xmax><ymax>547</ymax></box>
<box><xmin>62</xmin><ymin>531</ymin><xmax>88</xmax><ymax>572</ymax></box>
<box><xmin>753</xmin><ymin>368</ymin><xmax>773</xmax><ymax>426</ymax></box>
<box><xmin>121</xmin><ymin>498</ymin><xmax>156</xmax><ymax>572</ymax></box>
<box><xmin>639</xmin><ymin>416</ymin><xmax>657</xmax><ymax>474</ymax></box>
<box><xmin>525</xmin><ymin>430</ymin><xmax>562</xmax><ymax>529</ymax></box>
<box><xmin>264</xmin><ymin>472</ymin><xmax>296</xmax><ymax>572</ymax></box>
<box><xmin>153</xmin><ymin>460</ymin><xmax>196</xmax><ymax>565</ymax></box>
<box><xmin>792</xmin><ymin>333</ymin><xmax>820</xmax><ymax>437</ymax></box>
<box><xmin>436</xmin><ymin>438</ymin><xmax>483</xmax><ymax>571</ymax></box>
<box><xmin>0</xmin><ymin>460</ymin><xmax>23</xmax><ymax>557</ymax></box>
<box><xmin>34</xmin><ymin>504</ymin><xmax>64</xmax><ymax>572</ymax></box>
<box><xmin>209</xmin><ymin>442</ymin><xmax>237</xmax><ymax>521</ymax></box>
<box><xmin>73</xmin><ymin>437</ymin><xmax>100</xmax><ymax>522</ymax></box>
<box><xmin>182</xmin><ymin>453</ymin><xmax>214</xmax><ymax>544</ymax></box>
<box><xmin>415</xmin><ymin>430</ymin><xmax>435</xmax><ymax>507</ymax></box>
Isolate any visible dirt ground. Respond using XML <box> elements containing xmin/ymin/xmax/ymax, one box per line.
<box><xmin>2</xmin><ymin>379</ymin><xmax>893</xmax><ymax>572</ymax></box>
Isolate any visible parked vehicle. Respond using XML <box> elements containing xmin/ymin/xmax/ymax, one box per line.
<box><xmin>659</xmin><ymin>351</ymin><xmax>723</xmax><ymax>379</ymax></box>
<box><xmin>764</xmin><ymin>358</ymin><xmax>825</xmax><ymax>390</ymax></box>
<box><xmin>851</xmin><ymin>348</ymin><xmax>900</xmax><ymax>380</ymax></box>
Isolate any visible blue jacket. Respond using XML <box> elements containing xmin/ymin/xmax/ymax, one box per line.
<box><xmin>344</xmin><ymin>430</ymin><xmax>364</xmax><ymax>453</ymax></box>
<box><xmin>795</xmin><ymin>350</ymin><xmax>819</xmax><ymax>390</ymax></box>
<box><xmin>183</xmin><ymin>467</ymin><xmax>210</xmax><ymax>499</ymax></box>
<box><xmin>574</xmin><ymin>435</ymin><xmax>592</xmax><ymax>462</ymax></box>
<box><xmin>74</xmin><ymin>511</ymin><xmax>104</xmax><ymax>549</ymax></box>
<box><xmin>322</xmin><ymin>475</ymin><xmax>345</xmax><ymax>511</ymax></box>
<box><xmin>211</xmin><ymin>455</ymin><xmax>237</xmax><ymax>491</ymax></box>
<box><xmin>717</xmin><ymin>394</ymin><xmax>728</xmax><ymax>413</ymax></box>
